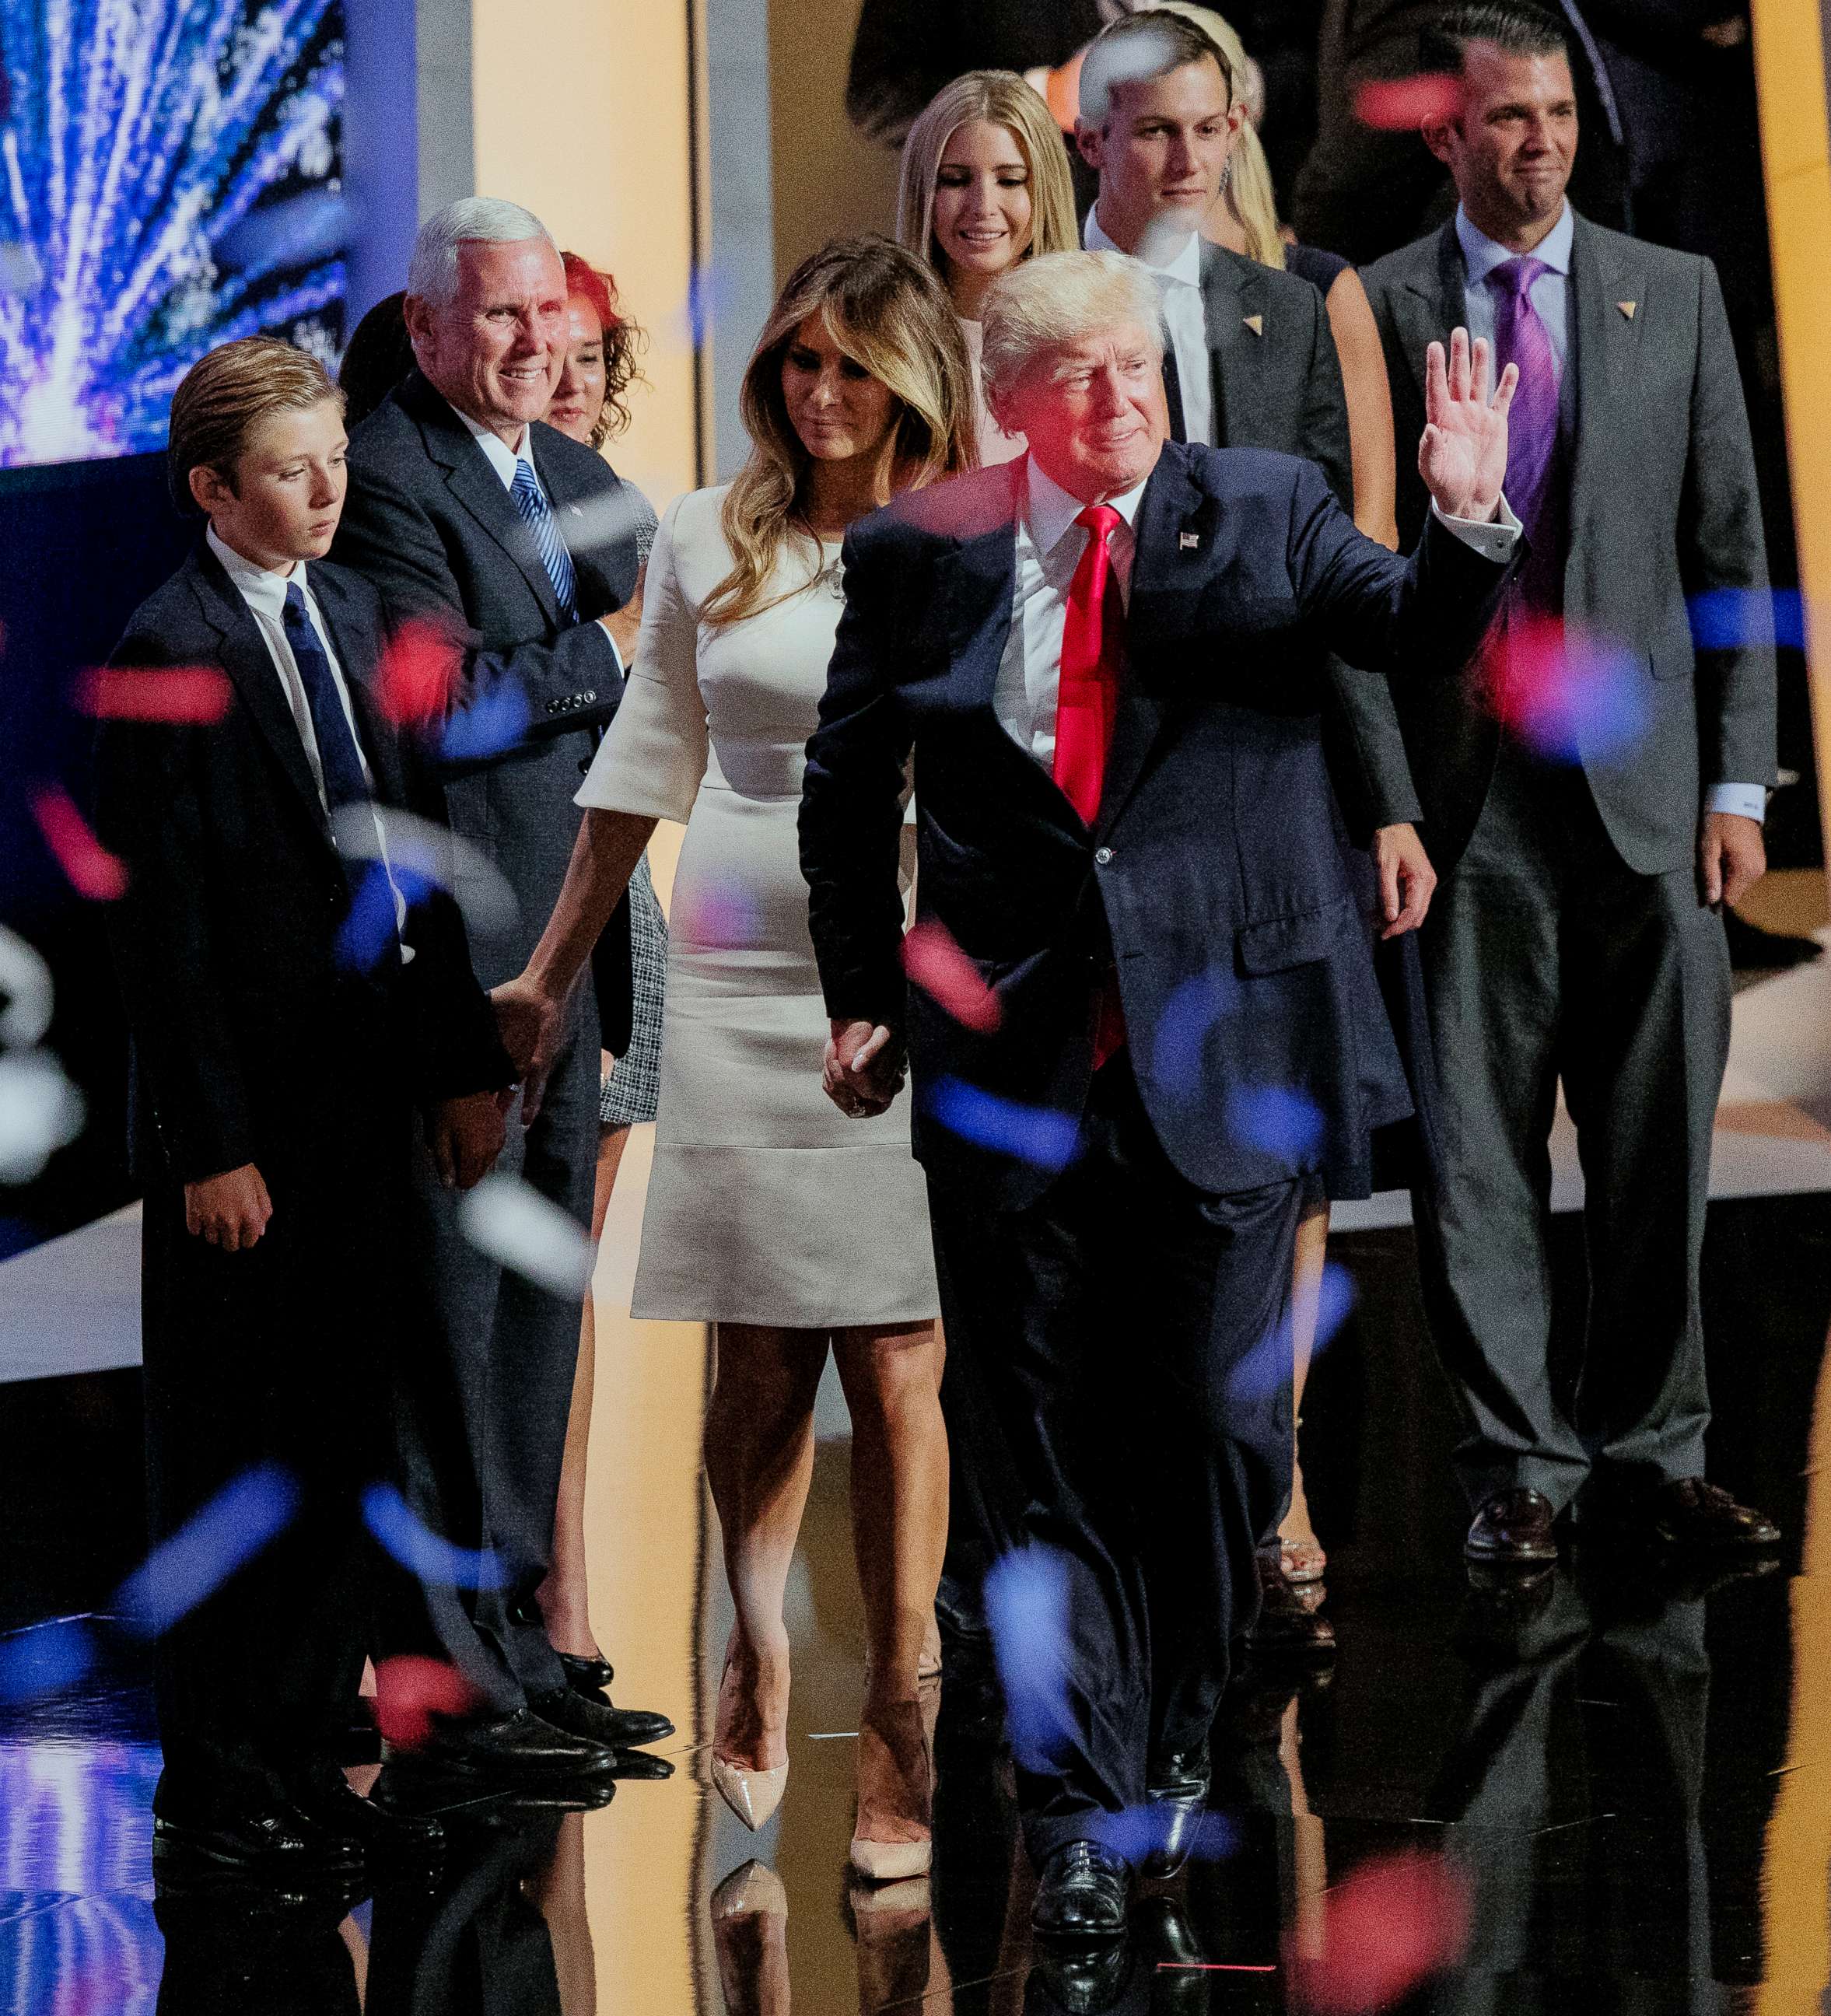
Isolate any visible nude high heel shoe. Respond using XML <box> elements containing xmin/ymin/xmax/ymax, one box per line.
<box><xmin>711</xmin><ymin>1649</ymin><xmax>789</xmax><ymax>1832</ymax></box>
<box><xmin>849</xmin><ymin>1699</ymin><xmax>933</xmax><ymax>1882</ymax></box>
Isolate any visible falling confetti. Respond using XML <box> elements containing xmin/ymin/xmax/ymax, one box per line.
<box><xmin>113</xmin><ymin>1463</ymin><xmax>301</xmax><ymax>1636</ymax></box>
<box><xmin>372</xmin><ymin>1655</ymin><xmax>478</xmax><ymax>1750</ymax></box>
<box><xmin>70</xmin><ymin>666</ymin><xmax>233</xmax><ymax>723</ymax></box>
<box><xmin>374</xmin><ymin>619</ymin><xmax>462</xmax><ymax>729</ymax></box>
<box><xmin>1488</xmin><ymin>616</ymin><xmax>1648</xmax><ymax>765</ymax></box>
<box><xmin>1098</xmin><ymin>1800</ymin><xmax>1238</xmax><ymax>1867</ymax></box>
<box><xmin>1287</xmin><ymin>1850</ymin><xmax>1472</xmax><ymax>2013</ymax></box>
<box><xmin>1686</xmin><ymin>586</ymin><xmax>1801</xmax><ymax>652</ymax></box>
<box><xmin>1147</xmin><ymin>964</ymin><xmax>1240</xmax><ymax>1101</ymax></box>
<box><xmin>0</xmin><ymin>1051</ymin><xmax>86</xmax><ymax>1183</ymax></box>
<box><xmin>1227</xmin><ymin>1084</ymin><xmax>1327</xmax><ymax>1162</ymax></box>
<box><xmin>0</xmin><ymin>926</ymin><xmax>55</xmax><ymax>1048</ymax></box>
<box><xmin>28</xmin><ymin>785</ymin><xmax>128</xmax><ymax>901</ymax></box>
<box><xmin>439</xmin><ymin>677</ymin><xmax>533</xmax><ymax>764</ymax></box>
<box><xmin>923</xmin><ymin>1077</ymin><xmax>1080</xmax><ymax>1171</ymax></box>
<box><xmin>982</xmin><ymin>1545</ymin><xmax>1077</xmax><ymax>1773</ymax></box>
<box><xmin>1352</xmin><ymin>75</ymin><xmax>1462</xmax><ymax>131</ymax></box>
<box><xmin>456</xmin><ymin>1171</ymin><xmax>595</xmax><ymax>1299</ymax></box>
<box><xmin>902</xmin><ymin>919</ymin><xmax>1001</xmax><ymax>1032</ymax></box>
<box><xmin>1226</xmin><ymin>1263</ymin><xmax>1357</xmax><ymax>1405</ymax></box>
<box><xmin>334</xmin><ymin>859</ymin><xmax>434</xmax><ymax>972</ymax></box>
<box><xmin>362</xmin><ymin>1482</ymin><xmax>506</xmax><ymax>1591</ymax></box>
<box><xmin>331</xmin><ymin>804</ymin><xmax>517</xmax><ymax>937</ymax></box>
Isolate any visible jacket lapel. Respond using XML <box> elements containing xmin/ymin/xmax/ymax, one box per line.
<box><xmin>1395</xmin><ymin>221</ymin><xmax>1465</xmax><ymax>408</ymax></box>
<box><xmin>1566</xmin><ymin>214</ymin><xmax>1645</xmax><ymax>544</ymax></box>
<box><xmin>1199</xmin><ymin>246</ymin><xmax>1270</xmax><ymax>450</ymax></box>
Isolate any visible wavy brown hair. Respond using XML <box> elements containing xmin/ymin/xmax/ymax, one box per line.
<box><xmin>705</xmin><ymin>236</ymin><xmax>976</xmax><ymax>628</ymax></box>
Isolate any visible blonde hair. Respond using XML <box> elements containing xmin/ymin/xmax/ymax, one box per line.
<box><xmin>979</xmin><ymin>250</ymin><xmax>1164</xmax><ymax>413</ymax></box>
<box><xmin>895</xmin><ymin>72</ymin><xmax>1080</xmax><ymax>290</ymax></box>
<box><xmin>168</xmin><ymin>337</ymin><xmax>343</xmax><ymax>514</ymax></box>
<box><xmin>1151</xmin><ymin>5</ymin><xmax>1285</xmax><ymax>270</ymax></box>
<box><xmin>706</xmin><ymin>236</ymin><xmax>975</xmax><ymax>628</ymax></box>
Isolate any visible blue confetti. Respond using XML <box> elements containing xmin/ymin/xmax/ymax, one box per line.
<box><xmin>335</xmin><ymin>861</ymin><xmax>433</xmax><ymax>971</ymax></box>
<box><xmin>362</xmin><ymin>1483</ymin><xmax>506</xmax><ymax>1591</ymax></box>
<box><xmin>924</xmin><ymin>1077</ymin><xmax>1080</xmax><ymax>1171</ymax></box>
<box><xmin>0</xmin><ymin>1617</ymin><xmax>97</xmax><ymax>1706</ymax></box>
<box><xmin>1147</xmin><ymin>965</ymin><xmax>1241</xmax><ymax>1101</ymax></box>
<box><xmin>1227</xmin><ymin>1084</ymin><xmax>1326</xmax><ymax>1161</ymax></box>
<box><xmin>1095</xmin><ymin>1800</ymin><xmax>1238</xmax><ymax>1867</ymax></box>
<box><xmin>114</xmin><ymin>1464</ymin><xmax>300</xmax><ymax>1636</ymax></box>
<box><xmin>1505</xmin><ymin>628</ymin><xmax>1649</xmax><ymax>765</ymax></box>
<box><xmin>982</xmin><ymin>1546</ymin><xmax>1077</xmax><ymax>1773</ymax></box>
<box><xmin>1687</xmin><ymin>586</ymin><xmax>1803</xmax><ymax>653</ymax></box>
<box><xmin>1225</xmin><ymin>1262</ymin><xmax>1357</xmax><ymax>1405</ymax></box>
<box><xmin>440</xmin><ymin>679</ymin><xmax>531</xmax><ymax>764</ymax></box>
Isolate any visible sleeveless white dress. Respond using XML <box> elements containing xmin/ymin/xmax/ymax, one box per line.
<box><xmin>576</xmin><ymin>485</ymin><xmax>939</xmax><ymax>1326</ymax></box>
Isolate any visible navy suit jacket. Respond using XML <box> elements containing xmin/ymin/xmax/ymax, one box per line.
<box><xmin>800</xmin><ymin>443</ymin><xmax>1513</xmax><ymax>1209</ymax></box>
<box><xmin>95</xmin><ymin>544</ymin><xmax>511</xmax><ymax>1187</ymax></box>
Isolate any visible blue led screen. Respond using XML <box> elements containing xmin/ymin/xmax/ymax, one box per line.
<box><xmin>0</xmin><ymin>0</ymin><xmax>345</xmax><ymax>469</ymax></box>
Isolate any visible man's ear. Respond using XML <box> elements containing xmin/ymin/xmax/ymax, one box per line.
<box><xmin>401</xmin><ymin>292</ymin><xmax>432</xmax><ymax>363</ymax></box>
<box><xmin>188</xmin><ymin>463</ymin><xmax>230</xmax><ymax>516</ymax></box>
<box><xmin>1074</xmin><ymin>118</ymin><xmax>1104</xmax><ymax>171</ymax></box>
<box><xmin>1420</xmin><ymin>113</ymin><xmax>1459</xmax><ymax>169</ymax></box>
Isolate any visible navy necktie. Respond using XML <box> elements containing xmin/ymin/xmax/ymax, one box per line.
<box><xmin>510</xmin><ymin>460</ymin><xmax>579</xmax><ymax>620</ymax></box>
<box><xmin>283</xmin><ymin>582</ymin><xmax>372</xmax><ymax>815</ymax></box>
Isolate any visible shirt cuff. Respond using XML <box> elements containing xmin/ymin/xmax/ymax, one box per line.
<box><xmin>591</xmin><ymin>617</ymin><xmax>624</xmax><ymax>677</ymax></box>
<box><xmin>1705</xmin><ymin>782</ymin><xmax>1767</xmax><ymax>822</ymax></box>
<box><xmin>1431</xmin><ymin>492</ymin><xmax>1521</xmax><ymax>561</ymax></box>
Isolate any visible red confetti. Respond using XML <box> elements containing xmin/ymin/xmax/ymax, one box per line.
<box><xmin>375</xmin><ymin>618</ymin><xmax>461</xmax><ymax>727</ymax></box>
<box><xmin>902</xmin><ymin>919</ymin><xmax>1002</xmax><ymax>1033</ymax></box>
<box><xmin>71</xmin><ymin>665</ymin><xmax>232</xmax><ymax>723</ymax></box>
<box><xmin>29</xmin><ymin>785</ymin><xmax>128</xmax><ymax>901</ymax></box>
<box><xmin>372</xmin><ymin>1655</ymin><xmax>478</xmax><ymax>1750</ymax></box>
<box><xmin>1287</xmin><ymin>1850</ymin><xmax>1472</xmax><ymax>2013</ymax></box>
<box><xmin>1353</xmin><ymin>74</ymin><xmax>1462</xmax><ymax>130</ymax></box>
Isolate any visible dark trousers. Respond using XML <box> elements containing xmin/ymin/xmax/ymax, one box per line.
<box><xmin>1412</xmin><ymin>744</ymin><xmax>1731</xmax><ymax>1514</ymax></box>
<box><xmin>390</xmin><ymin>1002</ymin><xmax>599</xmax><ymax>1713</ymax></box>
<box><xmin>142</xmin><ymin>1104</ymin><xmax>411</xmax><ymax>1819</ymax></box>
<box><xmin>929</xmin><ymin>1058</ymin><xmax>1301</xmax><ymax>1863</ymax></box>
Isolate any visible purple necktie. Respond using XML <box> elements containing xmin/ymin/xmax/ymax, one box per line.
<box><xmin>1486</xmin><ymin>257</ymin><xmax>1561</xmax><ymax>538</ymax></box>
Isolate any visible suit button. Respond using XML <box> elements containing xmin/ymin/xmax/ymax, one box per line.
<box><xmin>579</xmin><ymin>757</ymin><xmax>592</xmax><ymax>775</ymax></box>
<box><xmin>1094</xmin><ymin>846</ymin><xmax>1113</xmax><ymax>866</ymax></box>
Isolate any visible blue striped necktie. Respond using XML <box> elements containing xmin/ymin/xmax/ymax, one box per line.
<box><xmin>510</xmin><ymin>459</ymin><xmax>578</xmax><ymax>620</ymax></box>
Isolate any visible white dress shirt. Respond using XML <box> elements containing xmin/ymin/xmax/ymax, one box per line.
<box><xmin>208</xmin><ymin>526</ymin><xmax>411</xmax><ymax>950</ymax></box>
<box><xmin>1452</xmin><ymin>205</ymin><xmax>1763</xmax><ymax>823</ymax></box>
<box><xmin>1084</xmin><ymin>205</ymin><xmax>1213</xmax><ymax>446</ymax></box>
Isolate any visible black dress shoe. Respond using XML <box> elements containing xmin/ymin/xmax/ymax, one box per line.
<box><xmin>1244</xmin><ymin>1552</ymin><xmax>1336</xmax><ymax>1659</ymax></box>
<box><xmin>1135</xmin><ymin>1895</ymin><xmax>1206</xmax><ymax>2007</ymax></box>
<box><xmin>152</xmin><ymin>1804</ymin><xmax>365</xmax><ymax>1878</ymax></box>
<box><xmin>1141</xmin><ymin>1745</ymin><xmax>1209</xmax><ymax>1880</ymax></box>
<box><xmin>382</xmin><ymin>1707</ymin><xmax>618</xmax><ymax>1780</ymax></box>
<box><xmin>557</xmin><ymin>1650</ymin><xmax>615</xmax><ymax>1697</ymax></box>
<box><xmin>1031</xmin><ymin>1839</ymin><xmax>1131</xmax><ymax>1941</ymax></box>
<box><xmin>530</xmin><ymin>1685</ymin><xmax>675</xmax><ymax>1751</ymax></box>
<box><xmin>289</xmin><ymin>1769</ymin><xmax>446</xmax><ymax>1862</ymax></box>
<box><xmin>1644</xmin><ymin>1477</ymin><xmax>1781</xmax><ymax>1552</ymax></box>
<box><xmin>1465</xmin><ymin>1487</ymin><xmax>1559</xmax><ymax>1566</ymax></box>
<box><xmin>1027</xmin><ymin>1940</ymin><xmax>1135</xmax><ymax>2014</ymax></box>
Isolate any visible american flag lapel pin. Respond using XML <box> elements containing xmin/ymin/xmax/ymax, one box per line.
<box><xmin>1180</xmin><ymin>531</ymin><xmax>1201</xmax><ymax>551</ymax></box>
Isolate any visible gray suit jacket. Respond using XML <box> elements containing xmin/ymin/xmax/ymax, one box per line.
<box><xmin>1361</xmin><ymin>213</ymin><xmax>1776</xmax><ymax>875</ymax></box>
<box><xmin>1188</xmin><ymin>243</ymin><xmax>1423</xmax><ymax>835</ymax></box>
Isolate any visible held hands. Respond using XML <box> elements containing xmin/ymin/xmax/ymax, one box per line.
<box><xmin>1373</xmin><ymin>823</ymin><xmax>1437</xmax><ymax>939</ymax></box>
<box><xmin>184</xmin><ymin>1163</ymin><xmax>273</xmax><ymax>1251</ymax></box>
<box><xmin>823</xmin><ymin>1018</ymin><xmax>907</xmax><ymax>1119</ymax></box>
<box><xmin>492</xmin><ymin>973</ymin><xmax>566</xmax><ymax>1125</ymax></box>
<box><xmin>427</xmin><ymin>1090</ymin><xmax>507</xmax><ymax>1189</ymax></box>
<box><xmin>1699</xmin><ymin>810</ymin><xmax>1766</xmax><ymax>910</ymax></box>
<box><xmin>1420</xmin><ymin>328</ymin><xmax>1518</xmax><ymax>524</ymax></box>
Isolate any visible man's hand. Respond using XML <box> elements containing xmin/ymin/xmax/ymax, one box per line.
<box><xmin>428</xmin><ymin>1091</ymin><xmax>507</xmax><ymax>1190</ymax></box>
<box><xmin>492</xmin><ymin>972</ymin><xmax>566</xmax><ymax>1122</ymax></box>
<box><xmin>823</xmin><ymin>1018</ymin><xmax>906</xmax><ymax>1118</ymax></box>
<box><xmin>184</xmin><ymin>1163</ymin><xmax>273</xmax><ymax>1251</ymax></box>
<box><xmin>1373</xmin><ymin>823</ymin><xmax>1437</xmax><ymax>939</ymax></box>
<box><xmin>1699</xmin><ymin>810</ymin><xmax>1766</xmax><ymax>910</ymax></box>
<box><xmin>1420</xmin><ymin>327</ymin><xmax>1518</xmax><ymax>523</ymax></box>
<box><xmin>599</xmin><ymin>563</ymin><xmax>646</xmax><ymax>665</ymax></box>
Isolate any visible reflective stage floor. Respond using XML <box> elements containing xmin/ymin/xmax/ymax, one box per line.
<box><xmin>3</xmin><ymin>1132</ymin><xmax>1830</xmax><ymax>2012</ymax></box>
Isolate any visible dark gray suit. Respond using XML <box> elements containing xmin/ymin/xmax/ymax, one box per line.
<box><xmin>334</xmin><ymin>371</ymin><xmax>640</xmax><ymax>1711</ymax></box>
<box><xmin>1361</xmin><ymin>212</ymin><xmax>1776</xmax><ymax>1514</ymax></box>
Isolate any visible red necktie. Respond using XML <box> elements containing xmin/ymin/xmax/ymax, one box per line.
<box><xmin>1052</xmin><ymin>503</ymin><xmax>1127</xmax><ymax>1066</ymax></box>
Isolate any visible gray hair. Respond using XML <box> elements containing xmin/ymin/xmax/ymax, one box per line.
<box><xmin>406</xmin><ymin>198</ymin><xmax>559</xmax><ymax>307</ymax></box>
<box><xmin>979</xmin><ymin>250</ymin><xmax>1164</xmax><ymax>407</ymax></box>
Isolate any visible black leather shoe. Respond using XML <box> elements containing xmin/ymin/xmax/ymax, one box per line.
<box><xmin>1031</xmin><ymin>1839</ymin><xmax>1131</xmax><ymax>1941</ymax></box>
<box><xmin>289</xmin><ymin>1769</ymin><xmax>446</xmax><ymax>1862</ymax></box>
<box><xmin>1465</xmin><ymin>1487</ymin><xmax>1559</xmax><ymax>1566</ymax></box>
<box><xmin>1141</xmin><ymin>1745</ymin><xmax>1209</xmax><ymax>1880</ymax></box>
<box><xmin>1645</xmin><ymin>1477</ymin><xmax>1781</xmax><ymax>1552</ymax></box>
<box><xmin>382</xmin><ymin>1707</ymin><xmax>618</xmax><ymax>1780</ymax></box>
<box><xmin>152</xmin><ymin>1804</ymin><xmax>364</xmax><ymax>1878</ymax></box>
<box><xmin>1136</xmin><ymin>1894</ymin><xmax>1206</xmax><ymax>2007</ymax></box>
<box><xmin>557</xmin><ymin>1650</ymin><xmax>615</xmax><ymax>1697</ymax></box>
<box><xmin>1028</xmin><ymin>1940</ymin><xmax>1135</xmax><ymax>2013</ymax></box>
<box><xmin>1244</xmin><ymin>1552</ymin><xmax>1336</xmax><ymax>1659</ymax></box>
<box><xmin>530</xmin><ymin>1685</ymin><xmax>674</xmax><ymax>1751</ymax></box>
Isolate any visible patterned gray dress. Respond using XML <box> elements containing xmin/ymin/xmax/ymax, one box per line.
<box><xmin>600</xmin><ymin>478</ymin><xmax>667</xmax><ymax>1130</ymax></box>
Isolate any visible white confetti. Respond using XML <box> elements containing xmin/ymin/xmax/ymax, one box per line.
<box><xmin>0</xmin><ymin>927</ymin><xmax>55</xmax><ymax>1049</ymax></box>
<box><xmin>331</xmin><ymin>806</ymin><xmax>520</xmax><ymax>938</ymax></box>
<box><xmin>0</xmin><ymin>1052</ymin><xmax>86</xmax><ymax>1183</ymax></box>
<box><xmin>456</xmin><ymin>1172</ymin><xmax>594</xmax><ymax>1299</ymax></box>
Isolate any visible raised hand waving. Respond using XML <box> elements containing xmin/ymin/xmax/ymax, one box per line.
<box><xmin>1419</xmin><ymin>327</ymin><xmax>1518</xmax><ymax>523</ymax></box>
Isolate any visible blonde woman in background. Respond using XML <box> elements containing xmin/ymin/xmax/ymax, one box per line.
<box><xmin>495</xmin><ymin>236</ymin><xmax>975</xmax><ymax>1881</ymax></box>
<box><xmin>896</xmin><ymin>71</ymin><xmax>1078</xmax><ymax>464</ymax></box>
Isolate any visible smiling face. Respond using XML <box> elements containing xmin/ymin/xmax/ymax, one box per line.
<box><xmin>997</xmin><ymin>319</ymin><xmax>1168</xmax><ymax>502</ymax></box>
<box><xmin>191</xmin><ymin>397</ymin><xmax>349</xmax><ymax>571</ymax></box>
<box><xmin>1077</xmin><ymin>57</ymin><xmax>1243</xmax><ymax>257</ymax></box>
<box><xmin>545</xmin><ymin>296</ymin><xmax>609</xmax><ymax>445</ymax></box>
<box><xmin>931</xmin><ymin>118</ymin><xmax>1035</xmax><ymax>292</ymax></box>
<box><xmin>406</xmin><ymin>236</ymin><xmax>569</xmax><ymax>443</ymax></box>
<box><xmin>1425</xmin><ymin>43</ymin><xmax>1577</xmax><ymax>247</ymax></box>
<box><xmin>779</xmin><ymin>313</ymin><xmax>900</xmax><ymax>469</ymax></box>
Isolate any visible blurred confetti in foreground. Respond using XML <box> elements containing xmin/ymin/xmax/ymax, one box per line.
<box><xmin>362</xmin><ymin>1482</ymin><xmax>506</xmax><ymax>1591</ymax></box>
<box><xmin>335</xmin><ymin>860</ymin><xmax>434</xmax><ymax>972</ymax></box>
<box><xmin>901</xmin><ymin>919</ymin><xmax>1001</xmax><ymax>1032</ymax></box>
<box><xmin>331</xmin><ymin>805</ymin><xmax>518</xmax><ymax>939</ymax></box>
<box><xmin>1098</xmin><ymin>1799</ymin><xmax>1238</xmax><ymax>1867</ymax></box>
<box><xmin>439</xmin><ymin>677</ymin><xmax>532</xmax><ymax>765</ymax></box>
<box><xmin>372</xmin><ymin>1655</ymin><xmax>478</xmax><ymax>1749</ymax></box>
<box><xmin>374</xmin><ymin>620</ymin><xmax>462</xmax><ymax>729</ymax></box>
<box><xmin>673</xmin><ymin>877</ymin><xmax>763</xmax><ymax>950</ymax></box>
<box><xmin>1287</xmin><ymin>1849</ymin><xmax>1472</xmax><ymax>2013</ymax></box>
<box><xmin>1227</xmin><ymin>1262</ymin><xmax>1357</xmax><ymax>1405</ymax></box>
<box><xmin>1147</xmin><ymin>964</ymin><xmax>1241</xmax><ymax>1101</ymax></box>
<box><xmin>982</xmin><ymin>1546</ymin><xmax>1077</xmax><ymax>1773</ymax></box>
<box><xmin>457</xmin><ymin>1171</ymin><xmax>596</xmax><ymax>1299</ymax></box>
<box><xmin>0</xmin><ymin>1050</ymin><xmax>86</xmax><ymax>1182</ymax></box>
<box><xmin>923</xmin><ymin>1076</ymin><xmax>1080</xmax><ymax>1171</ymax></box>
<box><xmin>0</xmin><ymin>925</ymin><xmax>55</xmax><ymax>1048</ymax></box>
<box><xmin>29</xmin><ymin>785</ymin><xmax>129</xmax><ymax>901</ymax></box>
<box><xmin>1687</xmin><ymin>585</ymin><xmax>1800</xmax><ymax>651</ymax></box>
<box><xmin>1352</xmin><ymin>74</ymin><xmax>1462</xmax><ymax>129</ymax></box>
<box><xmin>1488</xmin><ymin>616</ymin><xmax>1649</xmax><ymax>765</ymax></box>
<box><xmin>70</xmin><ymin>666</ymin><xmax>233</xmax><ymax>723</ymax></box>
<box><xmin>113</xmin><ymin>1463</ymin><xmax>301</xmax><ymax>1637</ymax></box>
<box><xmin>1227</xmin><ymin>1083</ymin><xmax>1326</xmax><ymax>1163</ymax></box>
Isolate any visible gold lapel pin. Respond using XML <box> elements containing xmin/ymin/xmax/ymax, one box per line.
<box><xmin>1242</xmin><ymin>313</ymin><xmax>1264</xmax><ymax>337</ymax></box>
<box><xmin>1617</xmin><ymin>300</ymin><xmax>1637</xmax><ymax>320</ymax></box>
<box><xmin>1180</xmin><ymin>531</ymin><xmax>1201</xmax><ymax>551</ymax></box>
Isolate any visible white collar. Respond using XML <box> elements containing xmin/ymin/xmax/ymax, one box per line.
<box><xmin>207</xmin><ymin>523</ymin><xmax>301</xmax><ymax>611</ymax></box>
<box><xmin>1084</xmin><ymin>201</ymin><xmax>1203</xmax><ymax>287</ymax></box>
<box><xmin>1023</xmin><ymin>455</ymin><xmax>1149</xmax><ymax>558</ymax></box>
<box><xmin>1455</xmin><ymin>200</ymin><xmax>1574</xmax><ymax>287</ymax></box>
<box><xmin>449</xmin><ymin>397</ymin><xmax>535</xmax><ymax>488</ymax></box>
